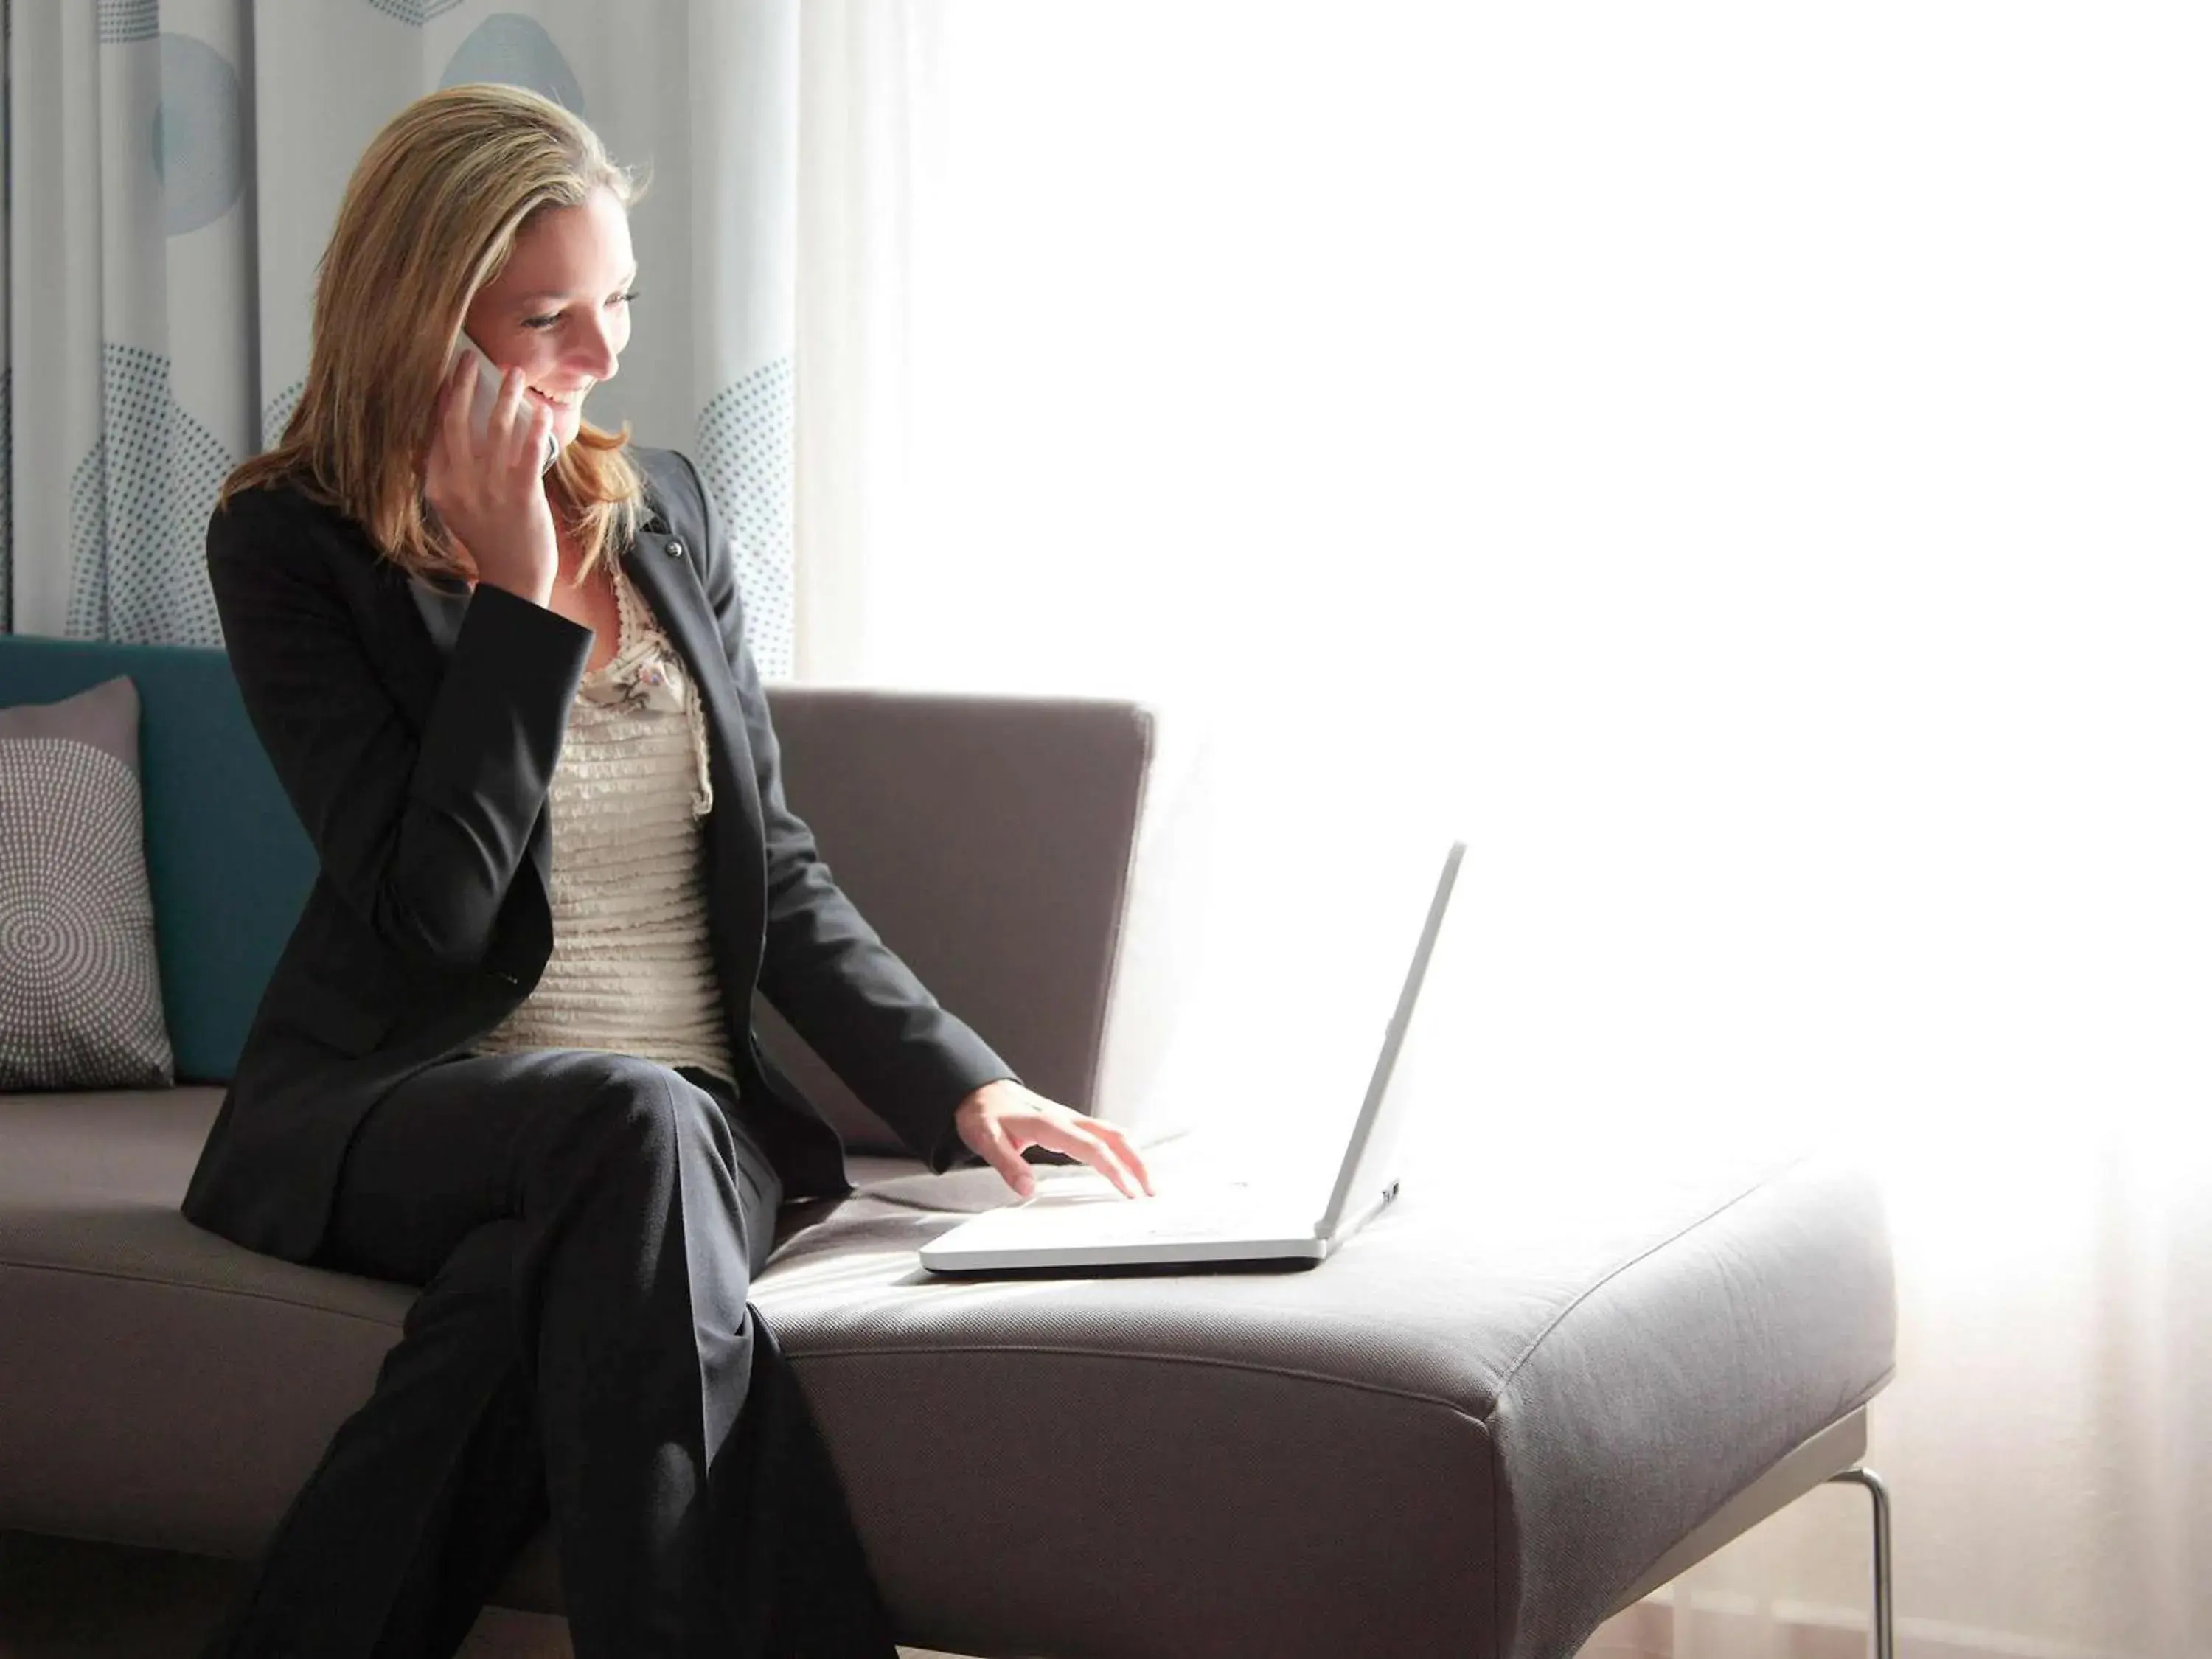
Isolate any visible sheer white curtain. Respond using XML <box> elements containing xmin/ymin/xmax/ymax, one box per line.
<box><xmin>796</xmin><ymin>5</ymin><xmax>2211</xmax><ymax>1656</ymax></box>
<box><xmin>6</xmin><ymin>0</ymin><xmax>806</xmax><ymax>670</ymax></box>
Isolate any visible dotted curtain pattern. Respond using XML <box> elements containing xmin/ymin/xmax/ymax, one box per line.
<box><xmin>4</xmin><ymin>0</ymin><xmax>801</xmax><ymax>678</ymax></box>
<box><xmin>700</xmin><ymin>358</ymin><xmax>795</xmax><ymax>672</ymax></box>
<box><xmin>96</xmin><ymin>1</ymin><xmax>162</xmax><ymax>42</ymax></box>
<box><xmin>67</xmin><ymin>344</ymin><xmax>232</xmax><ymax>643</ymax></box>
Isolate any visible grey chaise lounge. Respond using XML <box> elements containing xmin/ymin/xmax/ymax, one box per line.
<box><xmin>0</xmin><ymin>635</ymin><xmax>1896</xmax><ymax>1658</ymax></box>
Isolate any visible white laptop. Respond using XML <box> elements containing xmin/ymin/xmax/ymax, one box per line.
<box><xmin>918</xmin><ymin>841</ymin><xmax>1464</xmax><ymax>1274</ymax></box>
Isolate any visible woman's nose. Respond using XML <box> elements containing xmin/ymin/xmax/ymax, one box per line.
<box><xmin>573</xmin><ymin>319</ymin><xmax>620</xmax><ymax>380</ymax></box>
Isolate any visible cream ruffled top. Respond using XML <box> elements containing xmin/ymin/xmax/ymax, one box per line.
<box><xmin>476</xmin><ymin>562</ymin><xmax>735</xmax><ymax>1087</ymax></box>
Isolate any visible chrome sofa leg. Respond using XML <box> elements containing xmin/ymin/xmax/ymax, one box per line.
<box><xmin>1825</xmin><ymin>1467</ymin><xmax>1894</xmax><ymax>1659</ymax></box>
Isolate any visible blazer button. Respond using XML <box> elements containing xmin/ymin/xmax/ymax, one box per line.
<box><xmin>666</xmin><ymin>539</ymin><xmax>686</xmax><ymax>558</ymax></box>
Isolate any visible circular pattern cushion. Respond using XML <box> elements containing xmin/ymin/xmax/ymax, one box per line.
<box><xmin>0</xmin><ymin>678</ymin><xmax>173</xmax><ymax>1090</ymax></box>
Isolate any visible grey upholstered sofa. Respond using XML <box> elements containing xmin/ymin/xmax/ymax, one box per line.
<box><xmin>0</xmin><ymin>635</ymin><xmax>1896</xmax><ymax>1658</ymax></box>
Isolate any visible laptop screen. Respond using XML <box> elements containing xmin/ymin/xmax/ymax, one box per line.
<box><xmin>1315</xmin><ymin>841</ymin><xmax>1466</xmax><ymax>1235</ymax></box>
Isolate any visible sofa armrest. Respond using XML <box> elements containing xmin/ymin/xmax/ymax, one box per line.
<box><xmin>756</xmin><ymin>685</ymin><xmax>1155</xmax><ymax>1152</ymax></box>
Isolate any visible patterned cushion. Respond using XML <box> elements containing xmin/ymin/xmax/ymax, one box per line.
<box><xmin>0</xmin><ymin>677</ymin><xmax>174</xmax><ymax>1089</ymax></box>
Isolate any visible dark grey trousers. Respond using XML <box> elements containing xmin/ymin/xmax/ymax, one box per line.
<box><xmin>201</xmin><ymin>1048</ymin><xmax>892</xmax><ymax>1659</ymax></box>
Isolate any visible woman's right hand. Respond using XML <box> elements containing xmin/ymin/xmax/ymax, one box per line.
<box><xmin>422</xmin><ymin>352</ymin><xmax>560</xmax><ymax>605</ymax></box>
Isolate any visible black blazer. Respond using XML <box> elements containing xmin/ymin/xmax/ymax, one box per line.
<box><xmin>184</xmin><ymin>445</ymin><xmax>1012</xmax><ymax>1263</ymax></box>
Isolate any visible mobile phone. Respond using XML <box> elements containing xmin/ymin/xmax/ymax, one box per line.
<box><xmin>452</xmin><ymin>330</ymin><xmax>562</xmax><ymax>475</ymax></box>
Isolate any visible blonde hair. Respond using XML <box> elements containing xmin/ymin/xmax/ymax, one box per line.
<box><xmin>220</xmin><ymin>84</ymin><xmax>653</xmax><ymax>582</ymax></box>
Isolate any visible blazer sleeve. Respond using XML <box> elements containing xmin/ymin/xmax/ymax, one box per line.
<box><xmin>672</xmin><ymin>453</ymin><xmax>1016</xmax><ymax>1168</ymax></box>
<box><xmin>206</xmin><ymin>487</ymin><xmax>594</xmax><ymax>973</ymax></box>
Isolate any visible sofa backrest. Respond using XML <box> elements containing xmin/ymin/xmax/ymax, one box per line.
<box><xmin>0</xmin><ymin>637</ymin><xmax>1156</xmax><ymax>1147</ymax></box>
<box><xmin>761</xmin><ymin>687</ymin><xmax>1155</xmax><ymax>1150</ymax></box>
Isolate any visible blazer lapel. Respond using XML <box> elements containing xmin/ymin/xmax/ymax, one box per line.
<box><xmin>622</xmin><ymin>511</ymin><xmax>771</xmax><ymax>988</ymax></box>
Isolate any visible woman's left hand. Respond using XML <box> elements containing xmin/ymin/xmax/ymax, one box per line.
<box><xmin>953</xmin><ymin>1079</ymin><xmax>1155</xmax><ymax>1201</ymax></box>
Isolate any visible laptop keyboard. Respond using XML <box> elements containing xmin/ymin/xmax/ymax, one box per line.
<box><xmin>1022</xmin><ymin>1187</ymin><xmax>1301</xmax><ymax>1240</ymax></box>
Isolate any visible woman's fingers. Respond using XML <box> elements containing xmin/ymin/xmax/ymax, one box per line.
<box><xmin>484</xmin><ymin>364</ymin><xmax>525</xmax><ymax>459</ymax></box>
<box><xmin>522</xmin><ymin>394</ymin><xmax>554</xmax><ymax>473</ymax></box>
<box><xmin>488</xmin><ymin>370</ymin><xmax>556</xmax><ymax>479</ymax></box>
<box><xmin>1088</xmin><ymin>1118</ymin><xmax>1155</xmax><ymax>1197</ymax></box>
<box><xmin>1029</xmin><ymin>1115</ymin><xmax>1150</xmax><ymax>1199</ymax></box>
<box><xmin>430</xmin><ymin>358</ymin><xmax>553</xmax><ymax>518</ymax></box>
<box><xmin>973</xmin><ymin>1113</ymin><xmax>1037</xmax><ymax>1200</ymax></box>
<box><xmin>956</xmin><ymin>1083</ymin><xmax>1155</xmax><ymax>1202</ymax></box>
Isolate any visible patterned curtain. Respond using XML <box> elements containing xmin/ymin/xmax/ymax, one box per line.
<box><xmin>1</xmin><ymin>0</ymin><xmax>798</xmax><ymax>678</ymax></box>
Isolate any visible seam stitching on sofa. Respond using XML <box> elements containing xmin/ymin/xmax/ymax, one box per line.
<box><xmin>1489</xmin><ymin>1154</ymin><xmax>1813</xmax><ymax>1400</ymax></box>
<box><xmin>793</xmin><ymin>1340</ymin><xmax>1496</xmax><ymax>1419</ymax></box>
<box><xmin>0</xmin><ymin>1257</ymin><xmax>405</xmax><ymax>1329</ymax></box>
<box><xmin>1490</xmin><ymin>1415</ymin><xmax>1509</xmax><ymax>1658</ymax></box>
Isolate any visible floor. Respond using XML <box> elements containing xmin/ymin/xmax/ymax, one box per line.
<box><xmin>0</xmin><ymin>1532</ymin><xmax>966</xmax><ymax>1658</ymax></box>
<box><xmin>1</xmin><ymin>1530</ymin><xmax>1662</xmax><ymax>1657</ymax></box>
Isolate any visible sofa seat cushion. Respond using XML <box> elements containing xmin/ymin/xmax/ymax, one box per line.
<box><xmin>0</xmin><ymin>1089</ymin><xmax>910</xmax><ymax>1559</ymax></box>
<box><xmin>1</xmin><ymin>1088</ymin><xmax>415</xmax><ymax>1563</ymax></box>
<box><xmin>755</xmin><ymin>1151</ymin><xmax>1892</xmax><ymax>1659</ymax></box>
<box><xmin>0</xmin><ymin>1089</ymin><xmax>1892</xmax><ymax>1659</ymax></box>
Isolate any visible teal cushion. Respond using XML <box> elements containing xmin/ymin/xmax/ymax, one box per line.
<box><xmin>0</xmin><ymin>637</ymin><xmax>313</xmax><ymax>1083</ymax></box>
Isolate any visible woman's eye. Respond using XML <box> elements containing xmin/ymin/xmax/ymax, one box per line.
<box><xmin>523</xmin><ymin>291</ymin><xmax>634</xmax><ymax>331</ymax></box>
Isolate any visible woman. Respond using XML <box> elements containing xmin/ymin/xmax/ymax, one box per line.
<box><xmin>185</xmin><ymin>83</ymin><xmax>1150</xmax><ymax>1658</ymax></box>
